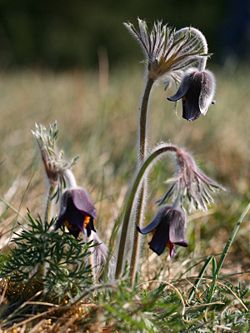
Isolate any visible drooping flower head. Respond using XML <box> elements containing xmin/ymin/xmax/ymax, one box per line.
<box><xmin>168</xmin><ymin>69</ymin><xmax>216</xmax><ymax>121</ymax></box>
<box><xmin>157</xmin><ymin>147</ymin><xmax>225</xmax><ymax>211</ymax></box>
<box><xmin>124</xmin><ymin>18</ymin><xmax>209</xmax><ymax>82</ymax></box>
<box><xmin>138</xmin><ymin>205</ymin><xmax>187</xmax><ymax>257</ymax></box>
<box><xmin>136</xmin><ymin>145</ymin><xmax>224</xmax><ymax>257</ymax></box>
<box><xmin>125</xmin><ymin>19</ymin><xmax>216</xmax><ymax>121</ymax></box>
<box><xmin>56</xmin><ymin>187</ymin><xmax>96</xmax><ymax>238</ymax></box>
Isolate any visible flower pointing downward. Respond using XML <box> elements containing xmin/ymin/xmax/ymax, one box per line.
<box><xmin>138</xmin><ymin>205</ymin><xmax>187</xmax><ymax>257</ymax></box>
<box><xmin>168</xmin><ymin>69</ymin><xmax>216</xmax><ymax>121</ymax></box>
<box><xmin>55</xmin><ymin>185</ymin><xmax>112</xmax><ymax>280</ymax></box>
<box><xmin>56</xmin><ymin>187</ymin><xmax>96</xmax><ymax>238</ymax></box>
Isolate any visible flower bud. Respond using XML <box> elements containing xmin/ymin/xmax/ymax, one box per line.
<box><xmin>168</xmin><ymin>69</ymin><xmax>216</xmax><ymax>121</ymax></box>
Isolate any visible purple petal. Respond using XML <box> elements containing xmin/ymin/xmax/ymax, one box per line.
<box><xmin>58</xmin><ymin>190</ymin><xmax>70</xmax><ymax>217</ymax></box>
<box><xmin>168</xmin><ymin>208</ymin><xmax>188</xmax><ymax>247</ymax></box>
<box><xmin>71</xmin><ymin>188</ymin><xmax>96</xmax><ymax>219</ymax></box>
<box><xmin>182</xmin><ymin>97</ymin><xmax>201</xmax><ymax>121</ymax></box>
<box><xmin>56</xmin><ymin>188</ymin><xmax>97</xmax><ymax>239</ymax></box>
<box><xmin>198</xmin><ymin>70</ymin><xmax>216</xmax><ymax>115</ymax></box>
<box><xmin>149</xmin><ymin>218</ymin><xmax>170</xmax><ymax>255</ymax></box>
<box><xmin>56</xmin><ymin>196</ymin><xmax>86</xmax><ymax>238</ymax></box>
<box><xmin>182</xmin><ymin>71</ymin><xmax>203</xmax><ymax>121</ymax></box>
<box><xmin>138</xmin><ymin>206</ymin><xmax>171</xmax><ymax>234</ymax></box>
<box><xmin>167</xmin><ymin>73</ymin><xmax>193</xmax><ymax>102</ymax></box>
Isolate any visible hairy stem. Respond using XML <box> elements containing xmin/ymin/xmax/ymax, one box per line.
<box><xmin>44</xmin><ymin>183</ymin><xmax>56</xmax><ymax>223</ymax></box>
<box><xmin>115</xmin><ymin>144</ymin><xmax>178</xmax><ymax>279</ymax></box>
<box><xmin>42</xmin><ymin>182</ymin><xmax>57</xmax><ymax>289</ymax></box>
<box><xmin>129</xmin><ymin>186</ymin><xmax>145</xmax><ymax>286</ymax></box>
<box><xmin>129</xmin><ymin>77</ymin><xmax>154</xmax><ymax>285</ymax></box>
<box><xmin>89</xmin><ymin>232</ymin><xmax>97</xmax><ymax>284</ymax></box>
<box><xmin>138</xmin><ymin>77</ymin><xmax>154</xmax><ymax>161</ymax></box>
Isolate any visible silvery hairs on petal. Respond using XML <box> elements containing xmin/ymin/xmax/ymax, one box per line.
<box><xmin>90</xmin><ymin>232</ymin><xmax>115</xmax><ymax>281</ymax></box>
<box><xmin>198</xmin><ymin>69</ymin><xmax>216</xmax><ymax>115</ymax></box>
<box><xmin>168</xmin><ymin>68</ymin><xmax>216</xmax><ymax>120</ymax></box>
<box><xmin>157</xmin><ymin>147</ymin><xmax>225</xmax><ymax>211</ymax></box>
<box><xmin>168</xmin><ymin>207</ymin><xmax>187</xmax><ymax>246</ymax></box>
<box><xmin>124</xmin><ymin>18</ymin><xmax>209</xmax><ymax>81</ymax></box>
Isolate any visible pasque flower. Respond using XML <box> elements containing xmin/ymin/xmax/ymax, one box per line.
<box><xmin>56</xmin><ymin>187</ymin><xmax>96</xmax><ymax>238</ymax></box>
<box><xmin>55</xmin><ymin>183</ymin><xmax>111</xmax><ymax>280</ymax></box>
<box><xmin>168</xmin><ymin>69</ymin><xmax>216</xmax><ymax>121</ymax></box>
<box><xmin>138</xmin><ymin>205</ymin><xmax>187</xmax><ymax>257</ymax></box>
<box><xmin>157</xmin><ymin>147</ymin><xmax>224</xmax><ymax>211</ymax></box>
<box><xmin>124</xmin><ymin>18</ymin><xmax>209</xmax><ymax>81</ymax></box>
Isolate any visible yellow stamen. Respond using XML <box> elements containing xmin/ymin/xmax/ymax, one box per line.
<box><xmin>83</xmin><ymin>215</ymin><xmax>91</xmax><ymax>229</ymax></box>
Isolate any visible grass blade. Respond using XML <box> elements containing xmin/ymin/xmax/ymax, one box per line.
<box><xmin>207</xmin><ymin>203</ymin><xmax>250</xmax><ymax>302</ymax></box>
<box><xmin>188</xmin><ymin>255</ymin><xmax>214</xmax><ymax>303</ymax></box>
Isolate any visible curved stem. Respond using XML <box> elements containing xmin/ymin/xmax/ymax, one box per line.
<box><xmin>176</xmin><ymin>27</ymin><xmax>208</xmax><ymax>71</ymax></box>
<box><xmin>115</xmin><ymin>143</ymin><xmax>178</xmax><ymax>279</ymax></box>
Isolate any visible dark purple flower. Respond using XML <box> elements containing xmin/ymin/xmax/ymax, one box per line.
<box><xmin>138</xmin><ymin>205</ymin><xmax>187</xmax><ymax>257</ymax></box>
<box><xmin>168</xmin><ymin>69</ymin><xmax>215</xmax><ymax>121</ymax></box>
<box><xmin>55</xmin><ymin>187</ymin><xmax>96</xmax><ymax>238</ymax></box>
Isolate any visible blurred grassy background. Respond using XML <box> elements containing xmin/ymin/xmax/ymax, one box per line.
<box><xmin>0</xmin><ymin>66</ymin><xmax>249</xmax><ymax>281</ymax></box>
